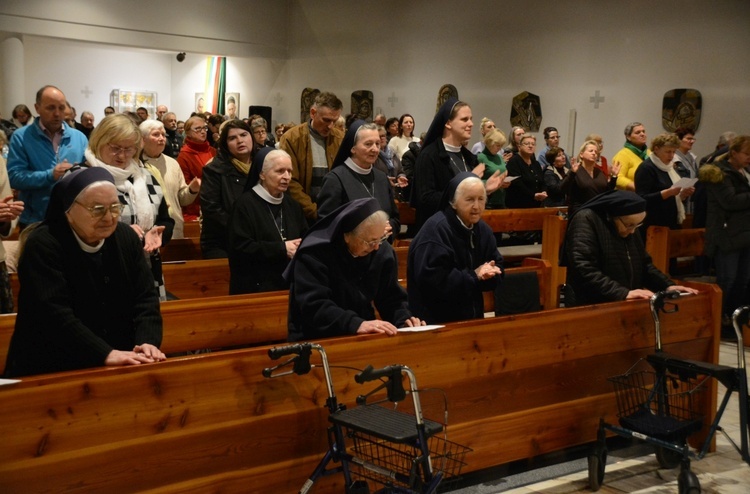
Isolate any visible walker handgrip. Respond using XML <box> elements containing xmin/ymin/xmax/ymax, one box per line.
<box><xmin>268</xmin><ymin>343</ymin><xmax>310</xmax><ymax>360</ymax></box>
<box><xmin>354</xmin><ymin>364</ymin><xmax>402</xmax><ymax>384</ymax></box>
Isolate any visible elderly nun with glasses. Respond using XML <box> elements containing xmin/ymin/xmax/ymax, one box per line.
<box><xmin>4</xmin><ymin>167</ymin><xmax>165</xmax><ymax>377</ymax></box>
<box><xmin>285</xmin><ymin>197</ymin><xmax>425</xmax><ymax>342</ymax></box>
<box><xmin>561</xmin><ymin>190</ymin><xmax>697</xmax><ymax>307</ymax></box>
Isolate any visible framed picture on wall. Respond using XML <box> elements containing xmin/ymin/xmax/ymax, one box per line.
<box><xmin>195</xmin><ymin>93</ymin><xmax>206</xmax><ymax>114</ymax></box>
<box><xmin>225</xmin><ymin>93</ymin><xmax>239</xmax><ymax>119</ymax></box>
<box><xmin>110</xmin><ymin>89</ymin><xmax>157</xmax><ymax>116</ymax></box>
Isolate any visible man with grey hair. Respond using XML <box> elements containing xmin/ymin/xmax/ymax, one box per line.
<box><xmin>373</xmin><ymin>113</ymin><xmax>386</xmax><ymax>127</ymax></box>
<box><xmin>7</xmin><ymin>85</ymin><xmax>87</xmax><ymax>228</ymax></box>
<box><xmin>279</xmin><ymin>91</ymin><xmax>344</xmax><ymax>219</ymax></box>
<box><xmin>155</xmin><ymin>105</ymin><xmax>168</xmax><ymax>121</ymax></box>
<box><xmin>75</xmin><ymin>111</ymin><xmax>95</xmax><ymax>138</ymax></box>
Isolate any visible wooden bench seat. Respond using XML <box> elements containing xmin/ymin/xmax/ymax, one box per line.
<box><xmin>645</xmin><ymin>226</ymin><xmax>706</xmax><ymax>275</ymax></box>
<box><xmin>160</xmin><ymin>236</ymin><xmax>202</xmax><ymax>262</ymax></box>
<box><xmin>0</xmin><ymin>283</ymin><xmax>721</xmax><ymax>493</ymax></box>
<box><xmin>0</xmin><ymin>259</ymin><xmax>552</xmax><ymax>371</ymax></box>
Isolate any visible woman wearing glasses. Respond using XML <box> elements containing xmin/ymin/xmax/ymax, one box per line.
<box><xmin>285</xmin><ymin>197</ymin><xmax>424</xmax><ymax>341</ymax></box>
<box><xmin>505</xmin><ymin>133</ymin><xmax>547</xmax><ymax>208</ymax></box>
<box><xmin>85</xmin><ymin>114</ymin><xmax>174</xmax><ymax>300</ymax></box>
<box><xmin>4</xmin><ymin>167</ymin><xmax>165</xmax><ymax>377</ymax></box>
<box><xmin>250</xmin><ymin>117</ymin><xmax>272</xmax><ymax>153</ymax></box>
<box><xmin>176</xmin><ymin>115</ymin><xmax>216</xmax><ymax>220</ymax></box>
<box><xmin>408</xmin><ymin>173</ymin><xmax>503</xmax><ymax>323</ymax></box>
<box><xmin>317</xmin><ymin>120</ymin><xmax>400</xmax><ymax>241</ymax></box>
<box><xmin>561</xmin><ymin>190</ymin><xmax>696</xmax><ymax>307</ymax></box>
<box><xmin>200</xmin><ymin>119</ymin><xmax>255</xmax><ymax>259</ymax></box>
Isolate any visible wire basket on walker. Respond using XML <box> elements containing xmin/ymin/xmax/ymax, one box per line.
<box><xmin>589</xmin><ymin>291</ymin><xmax>750</xmax><ymax>494</ymax></box>
<box><xmin>263</xmin><ymin>342</ymin><xmax>471</xmax><ymax>493</ymax></box>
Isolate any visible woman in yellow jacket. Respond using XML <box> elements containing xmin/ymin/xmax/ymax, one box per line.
<box><xmin>613</xmin><ymin>122</ymin><xmax>650</xmax><ymax>191</ymax></box>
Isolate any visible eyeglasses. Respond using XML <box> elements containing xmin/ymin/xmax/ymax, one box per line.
<box><xmin>108</xmin><ymin>144</ymin><xmax>136</xmax><ymax>156</ymax></box>
<box><xmin>253</xmin><ymin>129</ymin><xmax>267</xmax><ymax>136</ymax></box>
<box><xmin>191</xmin><ymin>126</ymin><xmax>208</xmax><ymax>133</ymax></box>
<box><xmin>76</xmin><ymin>201</ymin><xmax>124</xmax><ymax>219</ymax></box>
<box><xmin>616</xmin><ymin>217</ymin><xmax>644</xmax><ymax>231</ymax></box>
<box><xmin>360</xmin><ymin>233</ymin><xmax>390</xmax><ymax>248</ymax></box>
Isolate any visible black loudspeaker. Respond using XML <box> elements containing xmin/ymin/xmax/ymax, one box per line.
<box><xmin>248</xmin><ymin>105</ymin><xmax>272</xmax><ymax>131</ymax></box>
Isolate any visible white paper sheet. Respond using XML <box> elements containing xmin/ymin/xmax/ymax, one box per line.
<box><xmin>0</xmin><ymin>379</ymin><xmax>20</xmax><ymax>386</ymax></box>
<box><xmin>398</xmin><ymin>325</ymin><xmax>445</xmax><ymax>333</ymax></box>
<box><xmin>503</xmin><ymin>176</ymin><xmax>519</xmax><ymax>183</ymax></box>
<box><xmin>673</xmin><ymin>177</ymin><xmax>698</xmax><ymax>189</ymax></box>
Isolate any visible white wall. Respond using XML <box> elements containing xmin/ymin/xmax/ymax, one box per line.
<box><xmin>1</xmin><ymin>0</ymin><xmax>749</xmax><ymax>159</ymax></box>
<box><xmin>283</xmin><ymin>0</ymin><xmax>750</xmax><ymax>158</ymax></box>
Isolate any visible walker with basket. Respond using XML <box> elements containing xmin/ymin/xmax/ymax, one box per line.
<box><xmin>262</xmin><ymin>342</ymin><xmax>472</xmax><ymax>493</ymax></box>
<box><xmin>588</xmin><ymin>291</ymin><xmax>750</xmax><ymax>494</ymax></box>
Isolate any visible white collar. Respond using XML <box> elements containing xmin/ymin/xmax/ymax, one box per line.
<box><xmin>443</xmin><ymin>141</ymin><xmax>462</xmax><ymax>153</ymax></box>
<box><xmin>345</xmin><ymin>157</ymin><xmax>373</xmax><ymax>175</ymax></box>
<box><xmin>253</xmin><ymin>183</ymin><xmax>283</xmax><ymax>205</ymax></box>
<box><xmin>71</xmin><ymin>229</ymin><xmax>105</xmax><ymax>252</ymax></box>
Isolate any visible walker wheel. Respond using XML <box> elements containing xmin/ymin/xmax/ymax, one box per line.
<box><xmin>678</xmin><ymin>468</ymin><xmax>700</xmax><ymax>494</ymax></box>
<box><xmin>656</xmin><ymin>445</ymin><xmax>683</xmax><ymax>469</ymax></box>
<box><xmin>587</xmin><ymin>447</ymin><xmax>607</xmax><ymax>491</ymax></box>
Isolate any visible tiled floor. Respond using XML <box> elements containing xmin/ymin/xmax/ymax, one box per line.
<box><xmin>450</xmin><ymin>342</ymin><xmax>750</xmax><ymax>493</ymax></box>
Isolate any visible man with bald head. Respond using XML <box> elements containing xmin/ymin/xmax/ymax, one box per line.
<box><xmin>7</xmin><ymin>85</ymin><xmax>88</xmax><ymax>228</ymax></box>
<box><xmin>156</xmin><ymin>105</ymin><xmax>168</xmax><ymax>121</ymax></box>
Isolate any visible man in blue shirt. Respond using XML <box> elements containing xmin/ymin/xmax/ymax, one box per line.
<box><xmin>7</xmin><ymin>85</ymin><xmax>88</xmax><ymax>228</ymax></box>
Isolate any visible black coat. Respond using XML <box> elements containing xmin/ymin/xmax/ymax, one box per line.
<box><xmin>634</xmin><ymin>158</ymin><xmax>680</xmax><ymax>230</ymax></box>
<box><xmin>704</xmin><ymin>160</ymin><xmax>750</xmax><ymax>256</ymax></box>
<box><xmin>505</xmin><ymin>154</ymin><xmax>546</xmax><ymax>208</ymax></box>
<box><xmin>288</xmin><ymin>240</ymin><xmax>411</xmax><ymax>341</ymax></box>
<box><xmin>563</xmin><ymin>208</ymin><xmax>672</xmax><ymax>306</ymax></box>
<box><xmin>412</xmin><ymin>140</ymin><xmax>477</xmax><ymax>231</ymax></box>
<box><xmin>228</xmin><ymin>189</ymin><xmax>308</xmax><ymax>294</ymax></box>
<box><xmin>200</xmin><ymin>153</ymin><xmax>248</xmax><ymax>258</ymax></box>
<box><xmin>407</xmin><ymin>209</ymin><xmax>502</xmax><ymax>323</ymax></box>
<box><xmin>5</xmin><ymin>222</ymin><xmax>162</xmax><ymax>377</ymax></box>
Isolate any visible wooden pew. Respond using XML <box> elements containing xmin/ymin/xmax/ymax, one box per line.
<box><xmin>163</xmin><ymin>259</ymin><xmax>230</xmax><ymax>299</ymax></box>
<box><xmin>0</xmin><ymin>257</ymin><xmax>552</xmax><ymax>374</ymax></box>
<box><xmin>160</xmin><ymin>237</ymin><xmax>202</xmax><ymax>262</ymax></box>
<box><xmin>393</xmin><ymin>245</ymin><xmax>551</xmax><ymax>310</ymax></box>
<box><xmin>0</xmin><ymin>292</ymin><xmax>290</xmax><ymax>372</ymax></box>
<box><xmin>540</xmin><ymin>215</ymin><xmax>568</xmax><ymax>309</ymax></box>
<box><xmin>0</xmin><ymin>284</ymin><xmax>721</xmax><ymax>493</ymax></box>
<box><xmin>182</xmin><ymin>220</ymin><xmax>201</xmax><ymax>238</ymax></box>
<box><xmin>481</xmin><ymin>207</ymin><xmax>566</xmax><ymax>232</ymax></box>
<box><xmin>645</xmin><ymin>226</ymin><xmax>706</xmax><ymax>275</ymax></box>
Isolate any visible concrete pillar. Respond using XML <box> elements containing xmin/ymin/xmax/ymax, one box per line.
<box><xmin>0</xmin><ymin>36</ymin><xmax>25</xmax><ymax>119</ymax></box>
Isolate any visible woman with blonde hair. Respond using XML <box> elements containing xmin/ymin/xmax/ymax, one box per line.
<box><xmin>85</xmin><ymin>114</ymin><xmax>174</xmax><ymax>300</ymax></box>
<box><xmin>561</xmin><ymin>140</ymin><xmax>620</xmax><ymax>215</ymax></box>
<box><xmin>471</xmin><ymin>117</ymin><xmax>497</xmax><ymax>155</ymax></box>
<box><xmin>477</xmin><ymin>129</ymin><xmax>510</xmax><ymax>209</ymax></box>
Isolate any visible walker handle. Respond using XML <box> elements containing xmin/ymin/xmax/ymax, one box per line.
<box><xmin>268</xmin><ymin>343</ymin><xmax>311</xmax><ymax>360</ymax></box>
<box><xmin>355</xmin><ymin>364</ymin><xmax>403</xmax><ymax>384</ymax></box>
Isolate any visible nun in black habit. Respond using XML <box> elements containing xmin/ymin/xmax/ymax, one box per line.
<box><xmin>227</xmin><ymin>147</ymin><xmax>308</xmax><ymax>294</ymax></box>
<box><xmin>407</xmin><ymin>172</ymin><xmax>503</xmax><ymax>323</ymax></box>
<box><xmin>5</xmin><ymin>167</ymin><xmax>165</xmax><ymax>377</ymax></box>
<box><xmin>562</xmin><ymin>190</ymin><xmax>697</xmax><ymax>307</ymax></box>
<box><xmin>410</xmin><ymin>98</ymin><xmax>479</xmax><ymax>232</ymax></box>
<box><xmin>316</xmin><ymin>120</ymin><xmax>400</xmax><ymax>240</ymax></box>
<box><xmin>284</xmin><ymin>197</ymin><xmax>424</xmax><ymax>342</ymax></box>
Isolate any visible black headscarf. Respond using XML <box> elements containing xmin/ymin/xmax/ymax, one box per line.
<box><xmin>332</xmin><ymin>119</ymin><xmax>366</xmax><ymax>169</ymax></box>
<box><xmin>423</xmin><ymin>97</ymin><xmax>458</xmax><ymax>148</ymax></box>
<box><xmin>244</xmin><ymin>146</ymin><xmax>275</xmax><ymax>192</ymax></box>
<box><xmin>574</xmin><ymin>189</ymin><xmax>646</xmax><ymax>219</ymax></box>
<box><xmin>560</xmin><ymin>190</ymin><xmax>647</xmax><ymax>267</ymax></box>
<box><xmin>282</xmin><ymin>197</ymin><xmax>380</xmax><ymax>281</ymax></box>
<box><xmin>44</xmin><ymin>167</ymin><xmax>115</xmax><ymax>224</ymax></box>
<box><xmin>439</xmin><ymin>171</ymin><xmax>476</xmax><ymax>212</ymax></box>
